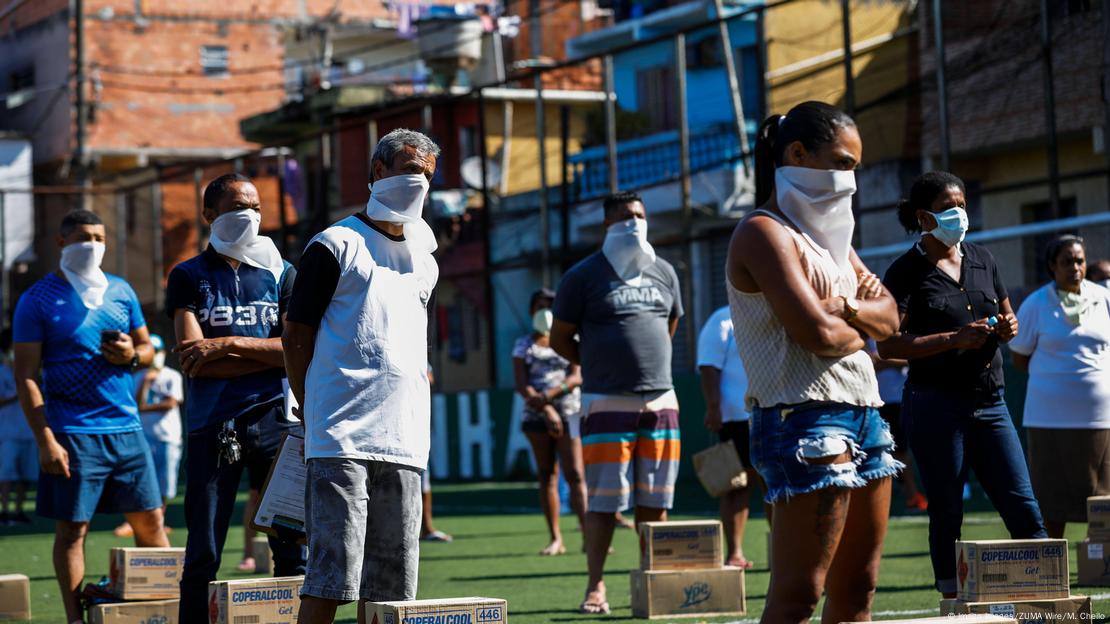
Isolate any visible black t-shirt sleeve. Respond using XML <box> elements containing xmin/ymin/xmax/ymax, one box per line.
<box><xmin>882</xmin><ymin>257</ymin><xmax>912</xmax><ymax>314</ymax></box>
<box><xmin>666</xmin><ymin>261</ymin><xmax>684</xmax><ymax>319</ymax></box>
<box><xmin>286</xmin><ymin>242</ymin><xmax>341</xmax><ymax>327</ymax></box>
<box><xmin>552</xmin><ymin>268</ymin><xmax>584</xmax><ymax>325</ymax></box>
<box><xmin>164</xmin><ymin>265</ymin><xmax>195</xmax><ymax>318</ymax></box>
<box><xmin>279</xmin><ymin>263</ymin><xmax>298</xmax><ymax>315</ymax></box>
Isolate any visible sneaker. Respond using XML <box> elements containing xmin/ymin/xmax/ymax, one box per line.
<box><xmin>905</xmin><ymin>493</ymin><xmax>928</xmax><ymax>512</ymax></box>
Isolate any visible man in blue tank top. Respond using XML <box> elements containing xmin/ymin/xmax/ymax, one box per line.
<box><xmin>13</xmin><ymin>209</ymin><xmax>167</xmax><ymax>623</ymax></box>
<box><xmin>165</xmin><ymin>174</ymin><xmax>305</xmax><ymax>622</ymax></box>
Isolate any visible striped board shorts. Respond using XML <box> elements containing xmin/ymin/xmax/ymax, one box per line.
<box><xmin>580</xmin><ymin>390</ymin><xmax>681</xmax><ymax>513</ymax></box>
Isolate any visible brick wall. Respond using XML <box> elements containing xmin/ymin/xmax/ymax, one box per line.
<box><xmin>919</xmin><ymin>0</ymin><xmax>1105</xmax><ymax>157</ymax></box>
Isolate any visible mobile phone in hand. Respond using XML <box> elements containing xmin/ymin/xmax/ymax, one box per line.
<box><xmin>101</xmin><ymin>329</ymin><xmax>121</xmax><ymax>343</ymax></box>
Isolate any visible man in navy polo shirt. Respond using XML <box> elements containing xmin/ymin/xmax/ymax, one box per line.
<box><xmin>166</xmin><ymin>173</ymin><xmax>305</xmax><ymax>621</ymax></box>
<box><xmin>13</xmin><ymin>209</ymin><xmax>167</xmax><ymax>623</ymax></box>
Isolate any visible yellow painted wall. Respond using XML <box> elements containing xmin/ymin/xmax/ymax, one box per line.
<box><xmin>482</xmin><ymin>101</ymin><xmax>591</xmax><ymax>196</ymax></box>
<box><xmin>764</xmin><ymin>0</ymin><xmax>915</xmax><ymax>163</ymax></box>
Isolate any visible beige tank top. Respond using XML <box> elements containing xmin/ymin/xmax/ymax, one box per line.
<box><xmin>726</xmin><ymin>209</ymin><xmax>882</xmax><ymax>410</ymax></box>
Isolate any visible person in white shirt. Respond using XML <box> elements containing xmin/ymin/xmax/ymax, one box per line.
<box><xmin>114</xmin><ymin>334</ymin><xmax>184</xmax><ymax>537</ymax></box>
<box><xmin>696</xmin><ymin>306</ymin><xmax>765</xmax><ymax>569</ymax></box>
<box><xmin>285</xmin><ymin>129</ymin><xmax>440</xmax><ymax>623</ymax></box>
<box><xmin>1011</xmin><ymin>235</ymin><xmax>1110</xmax><ymax>538</ymax></box>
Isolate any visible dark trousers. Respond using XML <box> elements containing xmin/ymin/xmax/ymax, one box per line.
<box><xmin>179</xmin><ymin>402</ymin><xmax>307</xmax><ymax>623</ymax></box>
<box><xmin>902</xmin><ymin>383</ymin><xmax>1046</xmax><ymax>594</ymax></box>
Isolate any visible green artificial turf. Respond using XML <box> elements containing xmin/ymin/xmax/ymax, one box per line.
<box><xmin>2</xmin><ymin>483</ymin><xmax>1109</xmax><ymax>623</ymax></box>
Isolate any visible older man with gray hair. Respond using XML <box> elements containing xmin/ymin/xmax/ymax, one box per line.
<box><xmin>285</xmin><ymin>128</ymin><xmax>441</xmax><ymax>623</ymax></box>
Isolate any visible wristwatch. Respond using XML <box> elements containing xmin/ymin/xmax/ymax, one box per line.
<box><xmin>129</xmin><ymin>353</ymin><xmax>141</xmax><ymax>371</ymax></box>
<box><xmin>841</xmin><ymin>295</ymin><xmax>860</xmax><ymax>321</ymax></box>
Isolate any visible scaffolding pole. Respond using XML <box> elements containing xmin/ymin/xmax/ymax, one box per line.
<box><xmin>603</xmin><ymin>55</ymin><xmax>619</xmax><ymax>194</ymax></box>
<box><xmin>712</xmin><ymin>0</ymin><xmax>750</xmax><ymax>173</ymax></box>
<box><xmin>675</xmin><ymin>33</ymin><xmax>697</xmax><ymax>366</ymax></box>
<box><xmin>933</xmin><ymin>0</ymin><xmax>951</xmax><ymax>171</ymax></box>
<box><xmin>1040</xmin><ymin>0</ymin><xmax>1061</xmax><ymax>214</ymax></box>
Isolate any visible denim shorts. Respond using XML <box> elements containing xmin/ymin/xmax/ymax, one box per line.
<box><xmin>36</xmin><ymin>430</ymin><xmax>163</xmax><ymax>522</ymax></box>
<box><xmin>750</xmin><ymin>401</ymin><xmax>903</xmax><ymax>503</ymax></box>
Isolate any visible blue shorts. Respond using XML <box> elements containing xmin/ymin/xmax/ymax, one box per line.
<box><xmin>0</xmin><ymin>439</ymin><xmax>38</xmax><ymax>482</ymax></box>
<box><xmin>146</xmin><ymin>438</ymin><xmax>182</xmax><ymax>501</ymax></box>
<box><xmin>750</xmin><ymin>401</ymin><xmax>903</xmax><ymax>503</ymax></box>
<box><xmin>36</xmin><ymin>430</ymin><xmax>163</xmax><ymax>522</ymax></box>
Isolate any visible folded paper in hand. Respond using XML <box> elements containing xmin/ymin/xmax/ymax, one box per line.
<box><xmin>693</xmin><ymin>441</ymin><xmax>747</xmax><ymax>497</ymax></box>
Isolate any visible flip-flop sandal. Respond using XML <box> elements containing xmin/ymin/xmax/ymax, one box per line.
<box><xmin>579</xmin><ymin>599</ymin><xmax>611</xmax><ymax>615</ymax></box>
<box><xmin>539</xmin><ymin>543</ymin><xmax>566</xmax><ymax>556</ymax></box>
<box><xmin>728</xmin><ymin>558</ymin><xmax>755</xmax><ymax>570</ymax></box>
<box><xmin>421</xmin><ymin>530</ymin><xmax>454</xmax><ymax>542</ymax></box>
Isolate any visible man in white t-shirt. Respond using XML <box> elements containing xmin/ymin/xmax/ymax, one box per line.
<box><xmin>115</xmin><ymin>334</ymin><xmax>184</xmax><ymax>537</ymax></box>
<box><xmin>696</xmin><ymin>306</ymin><xmax>763</xmax><ymax>568</ymax></box>
<box><xmin>285</xmin><ymin>129</ymin><xmax>440</xmax><ymax>623</ymax></box>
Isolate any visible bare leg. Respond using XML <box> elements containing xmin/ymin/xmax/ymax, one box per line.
<box><xmin>124</xmin><ymin>508</ymin><xmax>170</xmax><ymax>548</ymax></box>
<box><xmin>821</xmin><ymin>477</ymin><xmax>892</xmax><ymax>623</ymax></box>
<box><xmin>14</xmin><ymin>482</ymin><xmax>27</xmax><ymax>515</ymax></box>
<box><xmin>582</xmin><ymin>511</ymin><xmax>616</xmax><ymax>612</ymax></box>
<box><xmin>634</xmin><ymin>505</ymin><xmax>666</xmax><ymax>527</ymax></box>
<box><xmin>1044</xmin><ymin>520</ymin><xmax>1066</xmax><ymax>539</ymax></box>
<box><xmin>421</xmin><ymin>490</ymin><xmax>435</xmax><ymax>534</ymax></box>
<box><xmin>0</xmin><ymin>481</ymin><xmax>10</xmax><ymax>516</ymax></box>
<box><xmin>555</xmin><ymin>435</ymin><xmax>588</xmax><ymax>530</ymax></box>
<box><xmin>240</xmin><ymin>489</ymin><xmax>259</xmax><ymax>571</ymax></box>
<box><xmin>721</xmin><ymin>487</ymin><xmax>750</xmax><ymax>566</ymax></box>
<box><xmin>298</xmin><ymin>596</ymin><xmax>340</xmax><ymax>624</ymax></box>
<box><xmin>55</xmin><ymin>520</ymin><xmax>89</xmax><ymax>624</ymax></box>
<box><xmin>526</xmin><ymin>431</ymin><xmax>563</xmax><ymax>554</ymax></box>
<box><xmin>357</xmin><ymin>598</ymin><xmax>370</xmax><ymax>624</ymax></box>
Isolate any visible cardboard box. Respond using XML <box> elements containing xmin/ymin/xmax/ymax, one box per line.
<box><xmin>1077</xmin><ymin>539</ymin><xmax>1110</xmax><ymax>586</ymax></box>
<box><xmin>841</xmin><ymin>616</ymin><xmax>1015</xmax><ymax>623</ymax></box>
<box><xmin>89</xmin><ymin>599</ymin><xmax>179</xmax><ymax>624</ymax></box>
<box><xmin>940</xmin><ymin>595</ymin><xmax>1091</xmax><ymax>621</ymax></box>
<box><xmin>108</xmin><ymin>547</ymin><xmax>186</xmax><ymax>600</ymax></box>
<box><xmin>0</xmin><ymin>574</ymin><xmax>30</xmax><ymax>621</ymax></box>
<box><xmin>208</xmin><ymin>576</ymin><xmax>302</xmax><ymax>624</ymax></box>
<box><xmin>1088</xmin><ymin>496</ymin><xmax>1110</xmax><ymax>541</ymax></box>
<box><xmin>252</xmin><ymin>536</ymin><xmax>273</xmax><ymax>575</ymax></box>
<box><xmin>955</xmin><ymin>539</ymin><xmax>1069</xmax><ymax>601</ymax></box>
<box><xmin>367</xmin><ymin>597</ymin><xmax>507</xmax><ymax>624</ymax></box>
<box><xmin>629</xmin><ymin>566</ymin><xmax>745</xmax><ymax>618</ymax></box>
<box><xmin>639</xmin><ymin>521</ymin><xmax>723</xmax><ymax>571</ymax></box>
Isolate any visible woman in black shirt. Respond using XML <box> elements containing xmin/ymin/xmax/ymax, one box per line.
<box><xmin>879</xmin><ymin>171</ymin><xmax>1046</xmax><ymax>598</ymax></box>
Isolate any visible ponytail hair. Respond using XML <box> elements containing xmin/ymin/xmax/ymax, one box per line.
<box><xmin>753</xmin><ymin>101</ymin><xmax>857</xmax><ymax>207</ymax></box>
<box><xmin>896</xmin><ymin>171</ymin><xmax>966</xmax><ymax>233</ymax></box>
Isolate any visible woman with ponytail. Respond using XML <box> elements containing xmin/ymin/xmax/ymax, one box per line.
<box><xmin>878</xmin><ymin>172</ymin><xmax>1046</xmax><ymax>597</ymax></box>
<box><xmin>725</xmin><ymin>101</ymin><xmax>901</xmax><ymax>623</ymax></box>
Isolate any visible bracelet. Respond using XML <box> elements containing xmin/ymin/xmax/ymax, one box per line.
<box><xmin>560</xmin><ymin>383</ymin><xmax>569</xmax><ymax>395</ymax></box>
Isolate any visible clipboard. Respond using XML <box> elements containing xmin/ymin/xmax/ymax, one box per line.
<box><xmin>250</xmin><ymin>432</ymin><xmax>308</xmax><ymax>545</ymax></box>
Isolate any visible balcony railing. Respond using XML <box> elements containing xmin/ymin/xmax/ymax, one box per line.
<box><xmin>568</xmin><ymin>122</ymin><xmax>752</xmax><ymax>201</ymax></box>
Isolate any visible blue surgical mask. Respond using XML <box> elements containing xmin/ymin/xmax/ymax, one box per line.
<box><xmin>926</xmin><ymin>206</ymin><xmax>968</xmax><ymax>248</ymax></box>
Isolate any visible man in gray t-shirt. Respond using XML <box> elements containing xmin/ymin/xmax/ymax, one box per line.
<box><xmin>550</xmin><ymin>191</ymin><xmax>683</xmax><ymax>615</ymax></box>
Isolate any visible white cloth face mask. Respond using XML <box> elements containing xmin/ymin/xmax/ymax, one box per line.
<box><xmin>602</xmin><ymin>217</ymin><xmax>656</xmax><ymax>283</ymax></box>
<box><xmin>532</xmin><ymin>308</ymin><xmax>553</xmax><ymax>335</ymax></box>
<box><xmin>366</xmin><ymin>174</ymin><xmax>430</xmax><ymax>223</ymax></box>
<box><xmin>60</xmin><ymin>241</ymin><xmax>109</xmax><ymax>309</ymax></box>
<box><xmin>775</xmin><ymin>166</ymin><xmax>857</xmax><ymax>272</ymax></box>
<box><xmin>365</xmin><ymin>174</ymin><xmax>438</xmax><ymax>254</ymax></box>
<box><xmin>152</xmin><ymin>351</ymin><xmax>167</xmax><ymax>370</ymax></box>
<box><xmin>208</xmin><ymin>209</ymin><xmax>284</xmax><ymax>280</ymax></box>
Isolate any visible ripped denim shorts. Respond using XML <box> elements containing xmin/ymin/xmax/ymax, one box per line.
<box><xmin>749</xmin><ymin>401</ymin><xmax>903</xmax><ymax>503</ymax></box>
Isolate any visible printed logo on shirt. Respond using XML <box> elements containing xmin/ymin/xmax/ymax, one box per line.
<box><xmin>605</xmin><ymin>279</ymin><xmax>667</xmax><ymax>312</ymax></box>
<box><xmin>197</xmin><ymin>302</ymin><xmax>279</xmax><ymax>327</ymax></box>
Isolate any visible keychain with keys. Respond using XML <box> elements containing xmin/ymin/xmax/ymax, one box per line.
<box><xmin>217</xmin><ymin>420</ymin><xmax>242</xmax><ymax>467</ymax></box>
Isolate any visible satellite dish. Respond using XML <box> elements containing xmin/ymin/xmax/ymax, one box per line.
<box><xmin>460</xmin><ymin>156</ymin><xmax>502</xmax><ymax>192</ymax></box>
